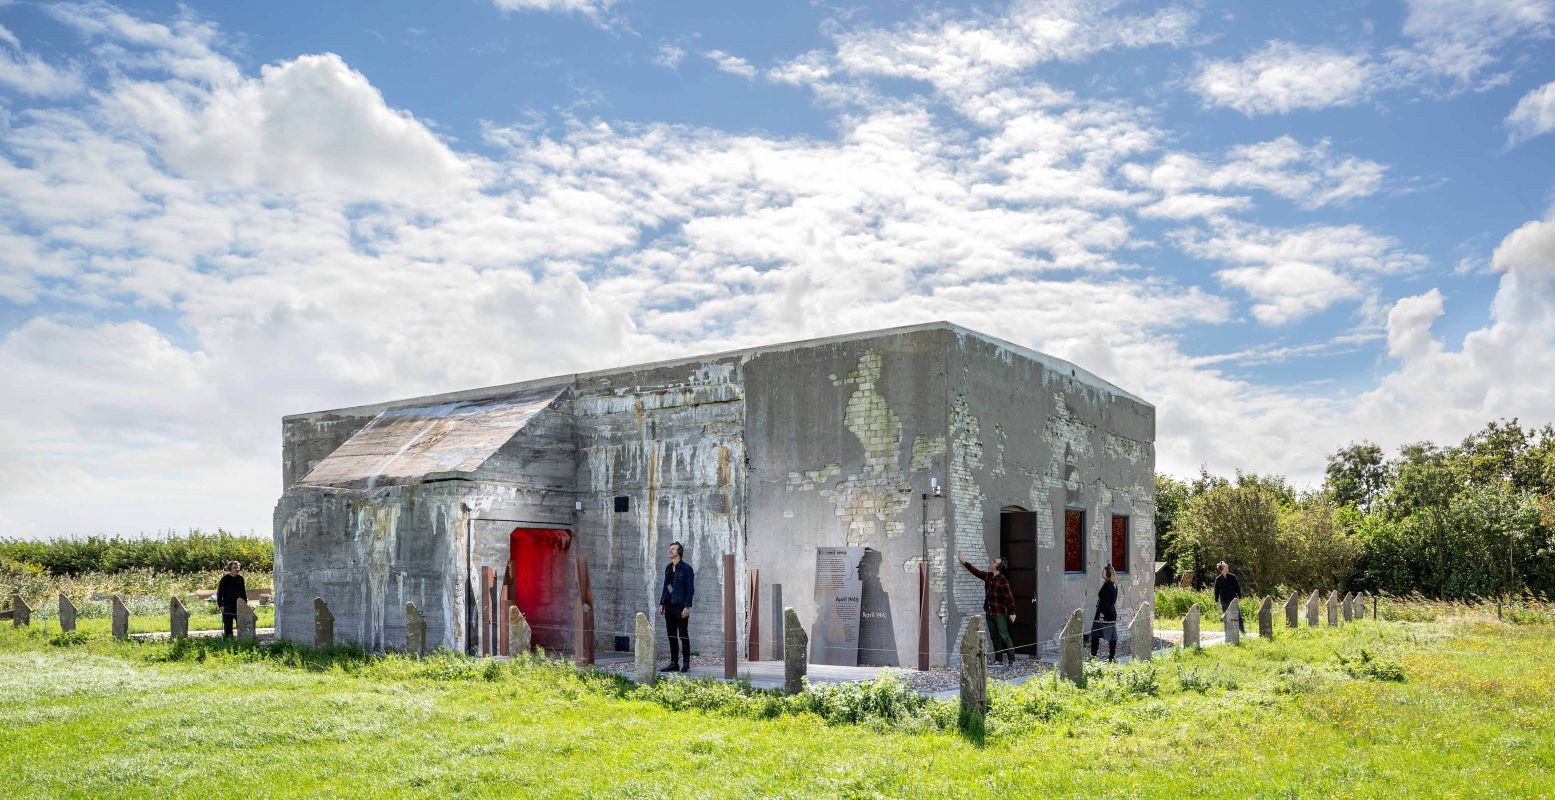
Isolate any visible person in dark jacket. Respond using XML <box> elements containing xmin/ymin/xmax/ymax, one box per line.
<box><xmin>1090</xmin><ymin>564</ymin><xmax>1119</xmax><ymax>661</ymax></box>
<box><xmin>957</xmin><ymin>551</ymin><xmax>1017</xmax><ymax>664</ymax></box>
<box><xmin>657</xmin><ymin>542</ymin><xmax>695</xmax><ymax>672</ymax></box>
<box><xmin>216</xmin><ymin>561</ymin><xmax>247</xmax><ymax>639</ymax></box>
<box><xmin>1213</xmin><ymin>561</ymin><xmax>1244</xmax><ymax>633</ymax></box>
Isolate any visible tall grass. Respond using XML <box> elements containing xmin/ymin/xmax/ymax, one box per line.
<box><xmin>0</xmin><ymin>529</ymin><xmax>271</xmax><ymax>575</ymax></box>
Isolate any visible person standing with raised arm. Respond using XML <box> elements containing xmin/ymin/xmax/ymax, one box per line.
<box><xmin>957</xmin><ymin>552</ymin><xmax>1017</xmax><ymax>665</ymax></box>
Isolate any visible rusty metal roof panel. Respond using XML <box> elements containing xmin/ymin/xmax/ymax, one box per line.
<box><xmin>297</xmin><ymin>384</ymin><xmax>568</xmax><ymax>488</ymax></box>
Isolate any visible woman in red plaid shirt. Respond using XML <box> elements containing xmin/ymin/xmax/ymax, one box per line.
<box><xmin>958</xmin><ymin>552</ymin><xmax>1017</xmax><ymax>665</ymax></box>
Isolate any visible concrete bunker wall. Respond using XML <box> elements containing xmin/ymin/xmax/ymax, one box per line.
<box><xmin>569</xmin><ymin>358</ymin><xmax>746</xmax><ymax>659</ymax></box>
<box><xmin>945</xmin><ymin>332</ymin><xmax>1156</xmax><ymax>653</ymax></box>
<box><xmin>744</xmin><ymin>329</ymin><xmax>951</xmax><ymax>667</ymax></box>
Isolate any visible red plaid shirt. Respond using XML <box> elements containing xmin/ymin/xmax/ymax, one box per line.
<box><xmin>963</xmin><ymin>562</ymin><xmax>1016</xmax><ymax>617</ymax></box>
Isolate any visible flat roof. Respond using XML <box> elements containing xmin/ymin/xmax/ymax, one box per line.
<box><xmin>284</xmin><ymin>321</ymin><xmax>1147</xmax><ymax>422</ymax></box>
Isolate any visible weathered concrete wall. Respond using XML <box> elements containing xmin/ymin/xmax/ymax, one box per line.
<box><xmin>280</xmin><ymin>411</ymin><xmax>378</xmax><ymax>490</ymax></box>
<box><xmin>571</xmin><ymin>358</ymin><xmax>746</xmax><ymax>659</ymax></box>
<box><xmin>273</xmin><ymin>482</ymin><xmax>472</xmax><ymax>652</ymax></box>
<box><xmin>946</xmin><ymin>331</ymin><xmax>1156</xmax><ymax>655</ymax></box>
<box><xmin>744</xmin><ymin>330</ymin><xmax>950</xmax><ymax>667</ymax></box>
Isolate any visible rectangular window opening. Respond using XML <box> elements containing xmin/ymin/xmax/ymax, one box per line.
<box><xmin>613</xmin><ymin>496</ymin><xmax>630</xmax><ymax>513</ymax></box>
<box><xmin>1063</xmin><ymin>508</ymin><xmax>1085</xmax><ymax>573</ymax></box>
<box><xmin>1111</xmin><ymin>515</ymin><xmax>1129</xmax><ymax>574</ymax></box>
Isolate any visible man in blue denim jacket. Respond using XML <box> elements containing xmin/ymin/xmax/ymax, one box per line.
<box><xmin>657</xmin><ymin>541</ymin><xmax>695</xmax><ymax>672</ymax></box>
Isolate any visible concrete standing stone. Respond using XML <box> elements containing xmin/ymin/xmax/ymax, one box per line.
<box><xmin>633</xmin><ymin>612</ymin><xmax>656</xmax><ymax>685</ymax></box>
<box><xmin>314</xmin><ymin>597</ymin><xmax>334</xmax><ymax>649</ymax></box>
<box><xmin>111</xmin><ymin>595</ymin><xmax>129</xmax><ymax>640</ymax></box>
<box><xmin>1306</xmin><ymin>590</ymin><xmax>1321</xmax><ymax>627</ymax></box>
<box><xmin>1258</xmin><ymin>596</ymin><xmax>1274</xmax><ymax>640</ymax></box>
<box><xmin>1326</xmin><ymin>591</ymin><xmax>1339</xmax><ymax>627</ymax></box>
<box><xmin>508</xmin><ymin>606</ymin><xmax>531</xmax><ymax>656</ymax></box>
<box><xmin>170</xmin><ymin>597</ymin><xmax>190</xmax><ymax>640</ymax></box>
<box><xmin>406</xmin><ymin>602</ymin><xmax>427</xmax><ymax>656</ymax></box>
<box><xmin>236</xmin><ymin>597</ymin><xmax>257</xmax><ymax>641</ymax></box>
<box><xmin>1182</xmin><ymin>605</ymin><xmax>1201</xmax><ymax>649</ymax></box>
<box><xmin>10</xmin><ymin>595</ymin><xmax>31</xmax><ymax>627</ymax></box>
<box><xmin>958</xmin><ymin>616</ymin><xmax>988</xmax><ymax>714</ymax></box>
<box><xmin>1129</xmin><ymin>603</ymin><xmax>1154</xmax><ymax>662</ymax></box>
<box><xmin>783</xmin><ymin>607</ymin><xmax>807</xmax><ymax>696</ymax></box>
<box><xmin>1223</xmin><ymin>603</ymin><xmax>1241</xmax><ymax>645</ymax></box>
<box><xmin>58</xmin><ymin>594</ymin><xmax>77</xmax><ymax>633</ymax></box>
<box><xmin>1354</xmin><ymin>591</ymin><xmax>1368</xmax><ymax>620</ymax></box>
<box><xmin>1341</xmin><ymin>592</ymin><xmax>1354</xmax><ymax>622</ymax></box>
<box><xmin>1284</xmin><ymin>593</ymin><xmax>1299</xmax><ymax>628</ymax></box>
<box><xmin>1059</xmin><ymin>608</ymin><xmax>1085</xmax><ymax>687</ymax></box>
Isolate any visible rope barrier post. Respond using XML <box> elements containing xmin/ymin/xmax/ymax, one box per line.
<box><xmin>479</xmin><ymin>566</ymin><xmax>493</xmax><ymax>656</ymax></box>
<box><xmin>723</xmin><ymin>553</ymin><xmax>737</xmax><ymax>679</ymax></box>
<box><xmin>499</xmin><ymin>561</ymin><xmax>513</xmax><ymax>656</ymax></box>
<box><xmin>917</xmin><ymin>560</ymin><xmax>930</xmax><ymax>671</ymax></box>
<box><xmin>747</xmin><ymin>568</ymin><xmax>761</xmax><ymax>662</ymax></box>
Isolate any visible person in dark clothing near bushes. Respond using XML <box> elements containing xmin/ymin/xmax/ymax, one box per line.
<box><xmin>1213</xmin><ymin>561</ymin><xmax>1244</xmax><ymax>633</ymax></box>
<box><xmin>1091</xmin><ymin>564</ymin><xmax>1119</xmax><ymax>661</ymax></box>
<box><xmin>216</xmin><ymin>561</ymin><xmax>247</xmax><ymax>639</ymax></box>
<box><xmin>657</xmin><ymin>542</ymin><xmax>695</xmax><ymax>673</ymax></box>
<box><xmin>957</xmin><ymin>552</ymin><xmax>1017</xmax><ymax>665</ymax></box>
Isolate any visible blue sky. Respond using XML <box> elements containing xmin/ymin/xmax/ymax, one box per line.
<box><xmin>1</xmin><ymin>0</ymin><xmax>1554</xmax><ymax>538</ymax></box>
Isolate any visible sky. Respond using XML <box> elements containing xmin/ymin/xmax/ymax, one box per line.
<box><xmin>1</xmin><ymin>0</ymin><xmax>1553</xmax><ymax>540</ymax></box>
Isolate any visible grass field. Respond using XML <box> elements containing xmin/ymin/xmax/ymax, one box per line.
<box><xmin>1</xmin><ymin>616</ymin><xmax>1551</xmax><ymax>799</ymax></box>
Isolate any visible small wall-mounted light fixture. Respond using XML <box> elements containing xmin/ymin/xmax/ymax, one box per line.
<box><xmin>574</xmin><ymin>500</ymin><xmax>584</xmax><ymax>512</ymax></box>
<box><xmin>930</xmin><ymin>477</ymin><xmax>941</xmax><ymax>497</ymax></box>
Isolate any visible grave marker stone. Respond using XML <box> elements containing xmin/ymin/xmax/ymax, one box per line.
<box><xmin>1059</xmin><ymin>608</ymin><xmax>1085</xmax><ymax>687</ymax></box>
<box><xmin>10</xmin><ymin>595</ymin><xmax>30</xmax><ymax>628</ymax></box>
<box><xmin>959</xmin><ymin>616</ymin><xmax>988</xmax><ymax>714</ymax></box>
<box><xmin>1341</xmin><ymin>592</ymin><xmax>1354</xmax><ymax>622</ymax></box>
<box><xmin>633</xmin><ymin>612</ymin><xmax>656</xmax><ymax>685</ymax></box>
<box><xmin>406</xmin><ymin>601</ymin><xmax>427</xmax><ymax>656</ymax></box>
<box><xmin>1258</xmin><ymin>596</ymin><xmax>1274</xmax><ymax>640</ymax></box>
<box><xmin>1284</xmin><ymin>593</ymin><xmax>1299</xmax><ymax>628</ymax></box>
<box><xmin>1355</xmin><ymin>591</ymin><xmax>1368</xmax><ymax>620</ymax></box>
<box><xmin>236</xmin><ymin>597</ymin><xmax>257</xmax><ymax>641</ymax></box>
<box><xmin>58</xmin><ymin>594</ymin><xmax>76</xmax><ymax>633</ymax></box>
<box><xmin>170</xmin><ymin>597</ymin><xmax>189</xmax><ymax>640</ymax></box>
<box><xmin>1130</xmin><ymin>602</ymin><xmax>1154</xmax><ymax>661</ymax></box>
<box><xmin>783</xmin><ymin>607</ymin><xmax>807</xmax><ymax>696</ymax></box>
<box><xmin>1224</xmin><ymin>602</ymin><xmax>1241</xmax><ymax>645</ymax></box>
<box><xmin>1306</xmin><ymin>591</ymin><xmax>1321</xmax><ymax>627</ymax></box>
<box><xmin>314</xmin><ymin>597</ymin><xmax>333</xmax><ymax>649</ymax></box>
<box><xmin>1182</xmin><ymin>605</ymin><xmax>1200</xmax><ymax>649</ymax></box>
<box><xmin>1327</xmin><ymin>591</ymin><xmax>1339</xmax><ymax>627</ymax></box>
<box><xmin>112</xmin><ymin>595</ymin><xmax>129</xmax><ymax>640</ymax></box>
<box><xmin>508</xmin><ymin>606</ymin><xmax>530</xmax><ymax>656</ymax></box>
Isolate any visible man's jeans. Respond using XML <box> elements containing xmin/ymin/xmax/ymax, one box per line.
<box><xmin>987</xmin><ymin>614</ymin><xmax>1016</xmax><ymax>663</ymax></box>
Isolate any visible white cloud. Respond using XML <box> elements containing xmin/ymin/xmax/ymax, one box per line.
<box><xmin>704</xmin><ymin>49</ymin><xmax>756</xmax><ymax>79</ymax></box>
<box><xmin>1492</xmin><ymin>208</ymin><xmax>1555</xmax><ymax>272</ymax></box>
<box><xmin>0</xmin><ymin>23</ymin><xmax>83</xmax><ymax>96</ymax></box>
<box><xmin>652</xmin><ymin>43</ymin><xmax>686</xmax><ymax>69</ymax></box>
<box><xmin>1393</xmin><ymin>0</ymin><xmax>1554</xmax><ymax>88</ymax></box>
<box><xmin>1124</xmin><ymin>136</ymin><xmax>1386</xmax><ymax>210</ymax></box>
<box><xmin>1506</xmin><ymin>80</ymin><xmax>1555</xmax><ymax>145</ymax></box>
<box><xmin>491</xmin><ymin>0</ymin><xmax>616</xmax><ymax>17</ymax></box>
<box><xmin>1191</xmin><ymin>41</ymin><xmax>1373</xmax><ymax>115</ymax></box>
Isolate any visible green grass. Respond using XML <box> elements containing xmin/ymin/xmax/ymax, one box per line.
<box><xmin>1</xmin><ymin>619</ymin><xmax>1551</xmax><ymax>798</ymax></box>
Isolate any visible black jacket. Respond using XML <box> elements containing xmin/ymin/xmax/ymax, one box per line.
<box><xmin>1213</xmin><ymin>573</ymin><xmax>1242</xmax><ymax>605</ymax></box>
<box><xmin>1095</xmin><ymin>581</ymin><xmax>1118</xmax><ymax>622</ymax></box>
<box><xmin>659</xmin><ymin>560</ymin><xmax>695</xmax><ymax>607</ymax></box>
<box><xmin>217</xmin><ymin>574</ymin><xmax>247</xmax><ymax>614</ymax></box>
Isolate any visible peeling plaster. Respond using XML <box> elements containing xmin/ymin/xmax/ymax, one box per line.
<box><xmin>818</xmin><ymin>352</ymin><xmax>913</xmax><ymax>546</ymax></box>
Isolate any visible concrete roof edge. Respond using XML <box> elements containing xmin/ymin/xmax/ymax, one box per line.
<box><xmin>940</xmin><ymin>322</ymin><xmax>1150</xmax><ymax>407</ymax></box>
<box><xmin>283</xmin><ymin>320</ymin><xmax>1149</xmax><ymax>421</ymax></box>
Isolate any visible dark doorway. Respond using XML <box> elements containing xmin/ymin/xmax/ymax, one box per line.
<box><xmin>999</xmin><ymin>508</ymin><xmax>1038</xmax><ymax>655</ymax></box>
<box><xmin>509</xmin><ymin>528</ymin><xmax>572</xmax><ymax>652</ymax></box>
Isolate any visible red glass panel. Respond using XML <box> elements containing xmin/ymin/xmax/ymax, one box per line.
<box><xmin>1111</xmin><ymin>515</ymin><xmax>1129</xmax><ymax>573</ymax></box>
<box><xmin>1064</xmin><ymin>509</ymin><xmax>1084</xmax><ymax>572</ymax></box>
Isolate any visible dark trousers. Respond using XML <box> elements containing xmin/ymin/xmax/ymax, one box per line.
<box><xmin>665</xmin><ymin>604</ymin><xmax>690</xmax><ymax>666</ymax></box>
<box><xmin>987</xmin><ymin>614</ymin><xmax>1016</xmax><ymax>663</ymax></box>
<box><xmin>222</xmin><ymin>612</ymin><xmax>236</xmax><ymax>638</ymax></box>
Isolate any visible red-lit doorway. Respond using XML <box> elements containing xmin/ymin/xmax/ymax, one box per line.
<box><xmin>509</xmin><ymin>528</ymin><xmax>572</xmax><ymax>652</ymax></box>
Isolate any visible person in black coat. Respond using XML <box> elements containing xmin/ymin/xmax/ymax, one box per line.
<box><xmin>657</xmin><ymin>541</ymin><xmax>695</xmax><ymax>672</ymax></box>
<box><xmin>1090</xmin><ymin>564</ymin><xmax>1119</xmax><ymax>661</ymax></box>
<box><xmin>216</xmin><ymin>560</ymin><xmax>247</xmax><ymax>639</ymax></box>
<box><xmin>1213</xmin><ymin>561</ymin><xmax>1244</xmax><ymax>633</ymax></box>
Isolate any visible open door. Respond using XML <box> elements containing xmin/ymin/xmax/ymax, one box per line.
<box><xmin>509</xmin><ymin>528</ymin><xmax>572</xmax><ymax>652</ymax></box>
<box><xmin>999</xmin><ymin>508</ymin><xmax>1038</xmax><ymax>655</ymax></box>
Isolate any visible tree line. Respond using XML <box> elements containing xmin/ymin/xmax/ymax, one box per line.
<box><xmin>0</xmin><ymin>529</ymin><xmax>273</xmax><ymax>575</ymax></box>
<box><xmin>1157</xmin><ymin>419</ymin><xmax>1555</xmax><ymax>600</ymax></box>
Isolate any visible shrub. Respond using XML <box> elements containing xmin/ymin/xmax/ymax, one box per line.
<box><xmin>1337</xmin><ymin>649</ymin><xmax>1405</xmax><ymax>682</ymax></box>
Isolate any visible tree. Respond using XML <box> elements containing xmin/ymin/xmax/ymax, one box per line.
<box><xmin>1154</xmin><ymin>474</ymin><xmax>1190</xmax><ymax>572</ymax></box>
<box><xmin>1325</xmin><ymin>441</ymin><xmax>1391</xmax><ymax>511</ymax></box>
<box><xmin>1278</xmin><ymin>497</ymin><xmax>1361</xmax><ymax>592</ymax></box>
<box><xmin>1174</xmin><ymin>483</ymin><xmax>1283</xmax><ymax>594</ymax></box>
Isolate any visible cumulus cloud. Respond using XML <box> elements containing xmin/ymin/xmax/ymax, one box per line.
<box><xmin>1191</xmin><ymin>42</ymin><xmax>1373</xmax><ymax>115</ymax></box>
<box><xmin>1506</xmin><ymin>80</ymin><xmax>1555</xmax><ymax>145</ymax></box>
<box><xmin>0</xmin><ymin>24</ymin><xmax>84</xmax><ymax>96</ymax></box>
<box><xmin>704</xmin><ymin>49</ymin><xmax>756</xmax><ymax>79</ymax></box>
